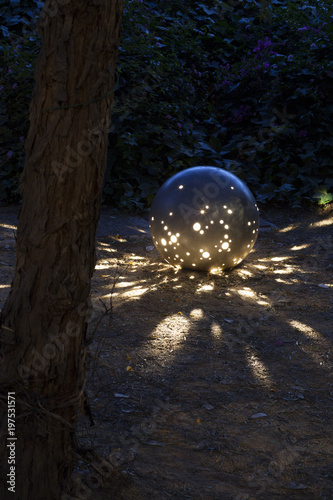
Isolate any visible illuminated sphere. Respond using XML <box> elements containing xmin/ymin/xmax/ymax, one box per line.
<box><xmin>149</xmin><ymin>166</ymin><xmax>259</xmax><ymax>271</ymax></box>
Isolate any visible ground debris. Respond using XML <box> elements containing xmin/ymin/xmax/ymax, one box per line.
<box><xmin>2</xmin><ymin>204</ymin><xmax>333</xmax><ymax>499</ymax></box>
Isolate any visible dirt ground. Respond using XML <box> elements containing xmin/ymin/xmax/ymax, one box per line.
<box><xmin>0</xmin><ymin>203</ymin><xmax>332</xmax><ymax>500</ymax></box>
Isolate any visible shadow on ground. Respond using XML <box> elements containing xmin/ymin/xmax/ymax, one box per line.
<box><xmin>0</xmin><ymin>204</ymin><xmax>332</xmax><ymax>499</ymax></box>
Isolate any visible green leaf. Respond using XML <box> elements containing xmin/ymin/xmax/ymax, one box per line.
<box><xmin>313</xmin><ymin>186</ymin><xmax>333</xmax><ymax>205</ymax></box>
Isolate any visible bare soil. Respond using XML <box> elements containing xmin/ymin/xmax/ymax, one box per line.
<box><xmin>0</xmin><ymin>204</ymin><xmax>332</xmax><ymax>500</ymax></box>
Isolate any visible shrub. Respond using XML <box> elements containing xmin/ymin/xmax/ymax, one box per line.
<box><xmin>1</xmin><ymin>0</ymin><xmax>332</xmax><ymax>208</ymax></box>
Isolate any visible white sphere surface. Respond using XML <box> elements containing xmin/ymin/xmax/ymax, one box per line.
<box><xmin>149</xmin><ymin>166</ymin><xmax>259</xmax><ymax>271</ymax></box>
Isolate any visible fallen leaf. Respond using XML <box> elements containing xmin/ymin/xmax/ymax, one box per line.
<box><xmin>203</xmin><ymin>403</ymin><xmax>214</xmax><ymax>410</ymax></box>
<box><xmin>144</xmin><ymin>441</ymin><xmax>166</xmax><ymax>446</ymax></box>
<box><xmin>290</xmin><ymin>385</ymin><xmax>305</xmax><ymax>391</ymax></box>
<box><xmin>250</xmin><ymin>412</ymin><xmax>267</xmax><ymax>419</ymax></box>
<box><xmin>195</xmin><ymin>440</ymin><xmax>209</xmax><ymax>450</ymax></box>
<box><xmin>288</xmin><ymin>483</ymin><xmax>307</xmax><ymax>490</ymax></box>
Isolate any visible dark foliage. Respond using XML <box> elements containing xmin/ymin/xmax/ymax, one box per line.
<box><xmin>1</xmin><ymin>0</ymin><xmax>333</xmax><ymax>207</ymax></box>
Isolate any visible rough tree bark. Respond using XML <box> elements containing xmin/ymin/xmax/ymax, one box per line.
<box><xmin>0</xmin><ymin>1</ymin><xmax>123</xmax><ymax>498</ymax></box>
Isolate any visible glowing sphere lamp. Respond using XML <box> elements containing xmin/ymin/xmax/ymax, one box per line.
<box><xmin>149</xmin><ymin>166</ymin><xmax>259</xmax><ymax>271</ymax></box>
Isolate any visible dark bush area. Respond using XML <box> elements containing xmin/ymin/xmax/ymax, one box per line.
<box><xmin>1</xmin><ymin>0</ymin><xmax>333</xmax><ymax>208</ymax></box>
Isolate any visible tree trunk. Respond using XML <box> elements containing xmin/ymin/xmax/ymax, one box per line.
<box><xmin>0</xmin><ymin>1</ymin><xmax>123</xmax><ymax>498</ymax></box>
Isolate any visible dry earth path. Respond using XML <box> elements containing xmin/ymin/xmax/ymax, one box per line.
<box><xmin>0</xmin><ymin>204</ymin><xmax>332</xmax><ymax>499</ymax></box>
